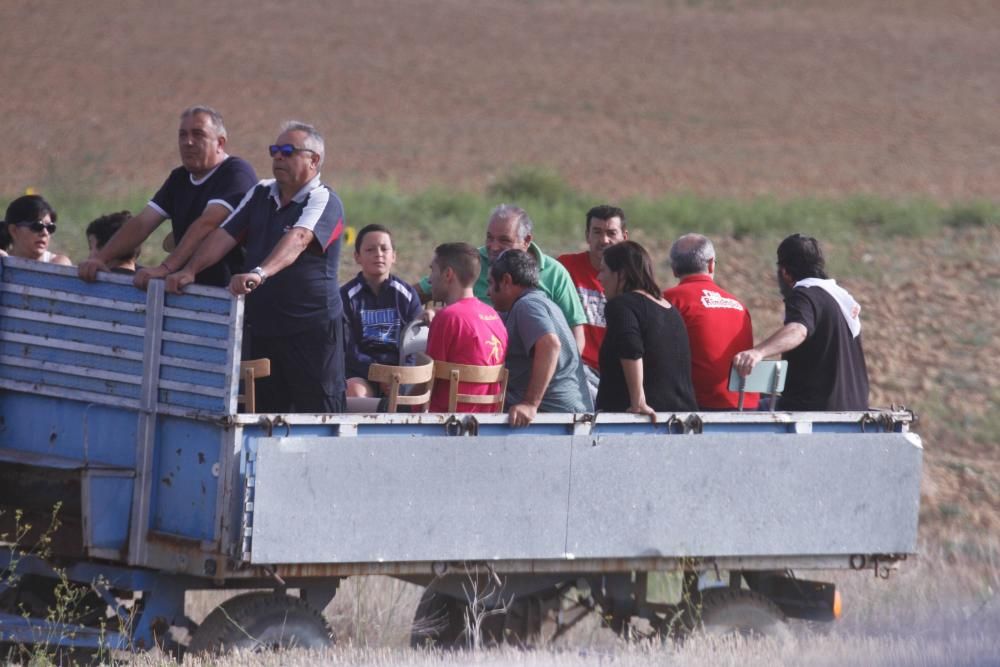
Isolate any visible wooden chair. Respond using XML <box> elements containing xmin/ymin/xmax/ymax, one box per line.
<box><xmin>728</xmin><ymin>360</ymin><xmax>788</xmax><ymax>412</ymax></box>
<box><xmin>237</xmin><ymin>358</ymin><xmax>271</xmax><ymax>413</ymax></box>
<box><xmin>432</xmin><ymin>361</ymin><xmax>508</xmax><ymax>413</ymax></box>
<box><xmin>367</xmin><ymin>352</ymin><xmax>435</xmax><ymax>412</ymax></box>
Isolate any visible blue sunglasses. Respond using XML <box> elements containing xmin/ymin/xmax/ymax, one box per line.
<box><xmin>268</xmin><ymin>144</ymin><xmax>317</xmax><ymax>158</ymax></box>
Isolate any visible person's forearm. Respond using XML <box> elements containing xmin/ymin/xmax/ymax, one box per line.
<box><xmin>572</xmin><ymin>325</ymin><xmax>585</xmax><ymax>353</ymax></box>
<box><xmin>754</xmin><ymin>323</ymin><xmax>808</xmax><ymax>358</ymax></box>
<box><xmin>162</xmin><ymin>204</ymin><xmax>230</xmax><ymax>270</ymax></box>
<box><xmin>620</xmin><ymin>357</ymin><xmax>646</xmax><ymax>408</ymax></box>
<box><xmin>520</xmin><ymin>334</ymin><xmax>561</xmax><ymax>406</ymax></box>
<box><xmin>256</xmin><ymin>227</ymin><xmax>313</xmax><ymax>276</ymax></box>
<box><xmin>94</xmin><ymin>210</ymin><xmax>161</xmax><ymax>263</ymax></box>
<box><xmin>183</xmin><ymin>228</ymin><xmax>239</xmax><ymax>276</ymax></box>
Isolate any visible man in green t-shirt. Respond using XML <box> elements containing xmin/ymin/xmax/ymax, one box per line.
<box><xmin>415</xmin><ymin>203</ymin><xmax>586</xmax><ymax>352</ymax></box>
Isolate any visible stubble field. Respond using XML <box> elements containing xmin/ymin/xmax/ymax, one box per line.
<box><xmin>2</xmin><ymin>1</ymin><xmax>999</xmax><ymax>664</ymax></box>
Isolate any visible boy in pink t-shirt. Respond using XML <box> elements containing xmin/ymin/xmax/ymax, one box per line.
<box><xmin>425</xmin><ymin>243</ymin><xmax>508</xmax><ymax>412</ymax></box>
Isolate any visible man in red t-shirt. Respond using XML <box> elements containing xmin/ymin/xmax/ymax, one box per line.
<box><xmin>664</xmin><ymin>234</ymin><xmax>758</xmax><ymax>410</ymax></box>
<box><xmin>557</xmin><ymin>205</ymin><xmax>628</xmax><ymax>393</ymax></box>
<box><xmin>426</xmin><ymin>242</ymin><xmax>508</xmax><ymax>412</ymax></box>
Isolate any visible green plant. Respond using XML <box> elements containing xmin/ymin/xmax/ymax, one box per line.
<box><xmin>0</xmin><ymin>503</ymin><xmax>121</xmax><ymax>665</ymax></box>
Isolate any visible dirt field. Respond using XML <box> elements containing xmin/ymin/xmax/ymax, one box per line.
<box><xmin>2</xmin><ymin>0</ymin><xmax>1000</xmax><ymax>199</ymax></box>
<box><xmin>2</xmin><ymin>1</ymin><xmax>999</xmax><ymax>662</ymax></box>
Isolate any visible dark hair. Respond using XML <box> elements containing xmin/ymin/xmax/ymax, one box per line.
<box><xmin>5</xmin><ymin>195</ymin><xmax>57</xmax><ymax>229</ymax></box>
<box><xmin>433</xmin><ymin>242</ymin><xmax>480</xmax><ymax>287</ymax></box>
<box><xmin>777</xmin><ymin>233</ymin><xmax>828</xmax><ymax>281</ymax></box>
<box><xmin>355</xmin><ymin>223</ymin><xmax>393</xmax><ymax>254</ymax></box>
<box><xmin>489</xmin><ymin>249</ymin><xmax>539</xmax><ymax>289</ymax></box>
<box><xmin>0</xmin><ymin>224</ymin><xmax>9</xmax><ymax>251</ymax></box>
<box><xmin>602</xmin><ymin>241</ymin><xmax>661</xmax><ymax>295</ymax></box>
<box><xmin>86</xmin><ymin>211</ymin><xmax>137</xmax><ymax>261</ymax></box>
<box><xmin>586</xmin><ymin>204</ymin><xmax>626</xmax><ymax>233</ymax></box>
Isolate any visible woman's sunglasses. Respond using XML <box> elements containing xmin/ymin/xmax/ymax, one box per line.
<box><xmin>15</xmin><ymin>221</ymin><xmax>57</xmax><ymax>234</ymax></box>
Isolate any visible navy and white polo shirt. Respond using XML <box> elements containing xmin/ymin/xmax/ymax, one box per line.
<box><xmin>340</xmin><ymin>273</ymin><xmax>422</xmax><ymax>378</ymax></box>
<box><xmin>222</xmin><ymin>175</ymin><xmax>345</xmax><ymax>337</ymax></box>
<box><xmin>150</xmin><ymin>156</ymin><xmax>257</xmax><ymax>287</ymax></box>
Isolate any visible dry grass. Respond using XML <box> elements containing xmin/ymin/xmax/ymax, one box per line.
<box><xmin>122</xmin><ymin>634</ymin><xmax>998</xmax><ymax>667</ymax></box>
<box><xmin>149</xmin><ymin>532</ymin><xmax>1000</xmax><ymax>667</ymax></box>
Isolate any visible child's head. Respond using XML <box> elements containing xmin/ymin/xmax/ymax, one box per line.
<box><xmin>354</xmin><ymin>224</ymin><xmax>396</xmax><ymax>279</ymax></box>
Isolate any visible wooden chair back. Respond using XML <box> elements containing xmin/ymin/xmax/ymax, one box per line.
<box><xmin>432</xmin><ymin>361</ymin><xmax>508</xmax><ymax>413</ymax></box>
<box><xmin>367</xmin><ymin>352</ymin><xmax>435</xmax><ymax>412</ymax></box>
<box><xmin>728</xmin><ymin>360</ymin><xmax>788</xmax><ymax>412</ymax></box>
<box><xmin>238</xmin><ymin>358</ymin><xmax>271</xmax><ymax>413</ymax></box>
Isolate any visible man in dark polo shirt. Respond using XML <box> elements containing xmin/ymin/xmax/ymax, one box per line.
<box><xmin>733</xmin><ymin>234</ymin><xmax>869</xmax><ymax>411</ymax></box>
<box><xmin>78</xmin><ymin>105</ymin><xmax>257</xmax><ymax>288</ymax></box>
<box><xmin>165</xmin><ymin>121</ymin><xmax>346</xmax><ymax>413</ymax></box>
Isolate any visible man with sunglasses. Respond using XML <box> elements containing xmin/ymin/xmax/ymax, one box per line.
<box><xmin>78</xmin><ymin>105</ymin><xmax>256</xmax><ymax>288</ymax></box>
<box><xmin>165</xmin><ymin>121</ymin><xmax>347</xmax><ymax>414</ymax></box>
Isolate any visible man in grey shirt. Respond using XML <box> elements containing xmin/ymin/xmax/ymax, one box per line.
<box><xmin>487</xmin><ymin>249</ymin><xmax>594</xmax><ymax>426</ymax></box>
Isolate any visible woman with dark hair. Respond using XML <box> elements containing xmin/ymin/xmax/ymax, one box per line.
<box><xmin>596</xmin><ymin>241</ymin><xmax>696</xmax><ymax>416</ymax></box>
<box><xmin>3</xmin><ymin>195</ymin><xmax>71</xmax><ymax>265</ymax></box>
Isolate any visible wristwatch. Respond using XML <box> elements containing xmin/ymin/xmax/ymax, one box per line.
<box><xmin>249</xmin><ymin>266</ymin><xmax>268</xmax><ymax>283</ymax></box>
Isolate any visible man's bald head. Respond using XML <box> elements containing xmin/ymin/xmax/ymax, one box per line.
<box><xmin>670</xmin><ymin>233</ymin><xmax>716</xmax><ymax>277</ymax></box>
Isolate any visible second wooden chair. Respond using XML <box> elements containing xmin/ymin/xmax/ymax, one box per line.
<box><xmin>367</xmin><ymin>352</ymin><xmax>435</xmax><ymax>412</ymax></box>
<box><xmin>432</xmin><ymin>361</ymin><xmax>508</xmax><ymax>413</ymax></box>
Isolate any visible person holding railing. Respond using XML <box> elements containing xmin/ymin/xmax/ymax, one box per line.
<box><xmin>596</xmin><ymin>241</ymin><xmax>697</xmax><ymax>418</ymax></box>
<box><xmin>165</xmin><ymin>121</ymin><xmax>347</xmax><ymax>413</ymax></box>
<box><xmin>77</xmin><ymin>105</ymin><xmax>257</xmax><ymax>289</ymax></box>
<box><xmin>732</xmin><ymin>234</ymin><xmax>869</xmax><ymax>411</ymax></box>
<box><xmin>488</xmin><ymin>249</ymin><xmax>592</xmax><ymax>426</ymax></box>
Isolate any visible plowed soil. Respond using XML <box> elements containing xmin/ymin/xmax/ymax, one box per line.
<box><xmin>2</xmin><ymin>0</ymin><xmax>1000</xmax><ymax>199</ymax></box>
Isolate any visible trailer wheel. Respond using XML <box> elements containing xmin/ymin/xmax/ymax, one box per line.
<box><xmin>188</xmin><ymin>592</ymin><xmax>333</xmax><ymax>654</ymax></box>
<box><xmin>410</xmin><ymin>591</ymin><xmax>468</xmax><ymax>648</ymax></box>
<box><xmin>410</xmin><ymin>590</ymin><xmax>547</xmax><ymax>649</ymax></box>
<box><xmin>683</xmin><ymin>588</ymin><xmax>790</xmax><ymax>640</ymax></box>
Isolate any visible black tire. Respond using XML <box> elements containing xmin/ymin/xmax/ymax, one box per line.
<box><xmin>478</xmin><ymin>593</ymin><xmax>547</xmax><ymax>648</ymax></box>
<box><xmin>188</xmin><ymin>592</ymin><xmax>333</xmax><ymax>654</ymax></box>
<box><xmin>410</xmin><ymin>590</ymin><xmax>469</xmax><ymax>648</ymax></box>
<box><xmin>683</xmin><ymin>588</ymin><xmax>790</xmax><ymax>640</ymax></box>
<box><xmin>410</xmin><ymin>590</ymin><xmax>547</xmax><ymax>649</ymax></box>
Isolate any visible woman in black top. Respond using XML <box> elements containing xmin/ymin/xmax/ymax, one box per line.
<box><xmin>596</xmin><ymin>241</ymin><xmax>697</xmax><ymax>417</ymax></box>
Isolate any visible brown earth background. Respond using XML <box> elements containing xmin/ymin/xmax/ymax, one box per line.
<box><xmin>2</xmin><ymin>0</ymin><xmax>999</xmax><ymax>551</ymax></box>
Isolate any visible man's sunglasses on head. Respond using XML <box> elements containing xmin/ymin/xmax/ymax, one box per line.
<box><xmin>268</xmin><ymin>144</ymin><xmax>317</xmax><ymax>158</ymax></box>
<box><xmin>15</xmin><ymin>221</ymin><xmax>57</xmax><ymax>234</ymax></box>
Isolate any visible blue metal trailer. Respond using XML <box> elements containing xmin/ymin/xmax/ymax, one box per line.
<box><xmin>0</xmin><ymin>257</ymin><xmax>922</xmax><ymax>653</ymax></box>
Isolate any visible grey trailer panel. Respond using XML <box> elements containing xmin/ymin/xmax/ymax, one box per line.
<box><xmin>250</xmin><ymin>435</ymin><xmax>572</xmax><ymax>564</ymax></box>
<box><xmin>566</xmin><ymin>432</ymin><xmax>922</xmax><ymax>558</ymax></box>
<box><xmin>249</xmin><ymin>431</ymin><xmax>920</xmax><ymax>566</ymax></box>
